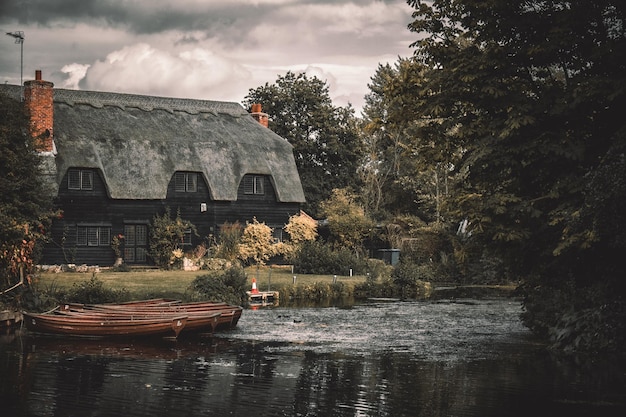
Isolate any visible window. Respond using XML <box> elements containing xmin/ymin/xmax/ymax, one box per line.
<box><xmin>272</xmin><ymin>227</ymin><xmax>283</xmax><ymax>243</ymax></box>
<box><xmin>175</xmin><ymin>172</ymin><xmax>198</xmax><ymax>192</ymax></box>
<box><xmin>77</xmin><ymin>226</ymin><xmax>110</xmax><ymax>246</ymax></box>
<box><xmin>243</xmin><ymin>175</ymin><xmax>264</xmax><ymax>195</ymax></box>
<box><xmin>183</xmin><ymin>229</ymin><xmax>192</xmax><ymax>246</ymax></box>
<box><xmin>68</xmin><ymin>169</ymin><xmax>94</xmax><ymax>190</ymax></box>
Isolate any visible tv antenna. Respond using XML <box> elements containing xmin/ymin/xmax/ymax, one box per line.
<box><xmin>5</xmin><ymin>31</ymin><xmax>24</xmax><ymax>86</ymax></box>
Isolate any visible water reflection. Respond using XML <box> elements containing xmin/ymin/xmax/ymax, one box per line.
<box><xmin>1</xmin><ymin>299</ymin><xmax>625</xmax><ymax>417</ymax></box>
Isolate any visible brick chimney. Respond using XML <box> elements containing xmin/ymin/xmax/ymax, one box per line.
<box><xmin>23</xmin><ymin>70</ymin><xmax>55</xmax><ymax>153</ymax></box>
<box><xmin>250</xmin><ymin>103</ymin><xmax>269</xmax><ymax>128</ymax></box>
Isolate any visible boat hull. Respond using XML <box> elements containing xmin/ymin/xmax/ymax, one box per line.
<box><xmin>22</xmin><ymin>299</ymin><xmax>242</xmax><ymax>338</ymax></box>
<box><xmin>23</xmin><ymin>312</ymin><xmax>187</xmax><ymax>338</ymax></box>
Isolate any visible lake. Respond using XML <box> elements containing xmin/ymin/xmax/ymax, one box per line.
<box><xmin>1</xmin><ymin>297</ymin><xmax>625</xmax><ymax>416</ymax></box>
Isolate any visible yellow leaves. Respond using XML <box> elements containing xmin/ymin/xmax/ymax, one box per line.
<box><xmin>319</xmin><ymin>189</ymin><xmax>375</xmax><ymax>253</ymax></box>
<box><xmin>238</xmin><ymin>218</ymin><xmax>280</xmax><ymax>266</ymax></box>
<box><xmin>284</xmin><ymin>211</ymin><xmax>318</xmax><ymax>245</ymax></box>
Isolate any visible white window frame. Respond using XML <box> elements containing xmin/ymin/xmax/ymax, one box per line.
<box><xmin>175</xmin><ymin>172</ymin><xmax>198</xmax><ymax>193</ymax></box>
<box><xmin>68</xmin><ymin>169</ymin><xmax>94</xmax><ymax>190</ymax></box>
<box><xmin>243</xmin><ymin>175</ymin><xmax>265</xmax><ymax>195</ymax></box>
<box><xmin>77</xmin><ymin>226</ymin><xmax>110</xmax><ymax>247</ymax></box>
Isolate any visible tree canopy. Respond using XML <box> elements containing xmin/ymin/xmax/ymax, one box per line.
<box><xmin>404</xmin><ymin>0</ymin><xmax>626</xmax><ymax>350</ymax></box>
<box><xmin>243</xmin><ymin>71</ymin><xmax>365</xmax><ymax>216</ymax></box>
<box><xmin>319</xmin><ymin>189</ymin><xmax>375</xmax><ymax>258</ymax></box>
<box><xmin>0</xmin><ymin>93</ymin><xmax>56</xmax><ymax>290</ymax></box>
<box><xmin>362</xmin><ymin>58</ymin><xmax>462</xmax><ymax>222</ymax></box>
<box><xmin>238</xmin><ymin>218</ymin><xmax>278</xmax><ymax>266</ymax></box>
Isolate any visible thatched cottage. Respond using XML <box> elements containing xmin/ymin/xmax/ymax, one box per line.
<box><xmin>1</xmin><ymin>71</ymin><xmax>305</xmax><ymax>266</ymax></box>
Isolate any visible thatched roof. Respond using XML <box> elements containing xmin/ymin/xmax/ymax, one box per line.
<box><xmin>1</xmin><ymin>85</ymin><xmax>305</xmax><ymax>202</ymax></box>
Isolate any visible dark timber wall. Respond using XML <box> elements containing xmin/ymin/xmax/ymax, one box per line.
<box><xmin>42</xmin><ymin>169</ymin><xmax>300</xmax><ymax>266</ymax></box>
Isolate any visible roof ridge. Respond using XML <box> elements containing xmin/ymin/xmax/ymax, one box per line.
<box><xmin>54</xmin><ymin>88</ymin><xmax>246</xmax><ymax>115</ymax></box>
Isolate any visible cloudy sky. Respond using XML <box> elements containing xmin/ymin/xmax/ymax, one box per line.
<box><xmin>1</xmin><ymin>0</ymin><xmax>416</xmax><ymax>113</ymax></box>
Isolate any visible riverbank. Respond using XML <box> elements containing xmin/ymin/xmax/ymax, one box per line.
<box><xmin>0</xmin><ymin>266</ymin><xmax>519</xmax><ymax>327</ymax></box>
<box><xmin>31</xmin><ymin>265</ymin><xmax>367</xmax><ymax>298</ymax></box>
<box><xmin>31</xmin><ymin>267</ymin><xmax>517</xmax><ymax>301</ymax></box>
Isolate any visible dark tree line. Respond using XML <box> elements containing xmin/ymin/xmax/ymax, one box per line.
<box><xmin>401</xmin><ymin>0</ymin><xmax>625</xmax><ymax>351</ymax></box>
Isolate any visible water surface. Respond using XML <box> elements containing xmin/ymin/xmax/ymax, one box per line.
<box><xmin>1</xmin><ymin>298</ymin><xmax>624</xmax><ymax>416</ymax></box>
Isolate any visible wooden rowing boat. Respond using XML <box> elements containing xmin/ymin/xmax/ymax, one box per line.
<box><xmin>56</xmin><ymin>309</ymin><xmax>223</xmax><ymax>334</ymax></box>
<box><xmin>21</xmin><ymin>299</ymin><xmax>243</xmax><ymax>338</ymax></box>
<box><xmin>22</xmin><ymin>311</ymin><xmax>188</xmax><ymax>338</ymax></box>
<box><xmin>61</xmin><ymin>300</ymin><xmax>243</xmax><ymax>332</ymax></box>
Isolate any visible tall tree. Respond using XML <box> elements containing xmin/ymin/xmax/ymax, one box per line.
<box><xmin>362</xmin><ymin>58</ymin><xmax>462</xmax><ymax>222</ymax></box>
<box><xmin>319</xmin><ymin>188</ymin><xmax>375</xmax><ymax>258</ymax></box>
<box><xmin>407</xmin><ymin>0</ymin><xmax>626</xmax><ymax>350</ymax></box>
<box><xmin>0</xmin><ymin>94</ymin><xmax>56</xmax><ymax>291</ymax></box>
<box><xmin>243</xmin><ymin>72</ymin><xmax>364</xmax><ymax>216</ymax></box>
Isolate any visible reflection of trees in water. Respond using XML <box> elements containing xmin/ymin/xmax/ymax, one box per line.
<box><xmin>45</xmin><ymin>355</ymin><xmax>110</xmax><ymax>416</ymax></box>
<box><xmin>160</xmin><ymin>356</ymin><xmax>211</xmax><ymax>413</ymax></box>
<box><xmin>293</xmin><ymin>350</ymin><xmax>366</xmax><ymax>416</ymax></box>
<box><xmin>289</xmin><ymin>351</ymin><xmax>565</xmax><ymax>417</ymax></box>
<box><xmin>227</xmin><ymin>342</ymin><xmax>283</xmax><ymax>414</ymax></box>
<box><xmin>1</xmin><ymin>343</ymin><xmax>39</xmax><ymax>416</ymax></box>
<box><xmin>4</xmin><ymin>332</ymin><xmax>623</xmax><ymax>416</ymax></box>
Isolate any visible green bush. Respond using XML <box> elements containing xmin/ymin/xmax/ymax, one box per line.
<box><xmin>363</xmin><ymin>258</ymin><xmax>392</xmax><ymax>283</ymax></box>
<box><xmin>188</xmin><ymin>266</ymin><xmax>247</xmax><ymax>305</ymax></box>
<box><xmin>214</xmin><ymin>222</ymin><xmax>243</xmax><ymax>262</ymax></box>
<box><xmin>521</xmin><ymin>280</ymin><xmax>626</xmax><ymax>352</ymax></box>
<box><xmin>354</xmin><ymin>278</ymin><xmax>396</xmax><ymax>299</ymax></box>
<box><xmin>391</xmin><ymin>260</ymin><xmax>433</xmax><ymax>299</ymax></box>
<box><xmin>149</xmin><ymin>208</ymin><xmax>196</xmax><ymax>269</ymax></box>
<box><xmin>62</xmin><ymin>276</ymin><xmax>126</xmax><ymax>304</ymax></box>
<box><xmin>280</xmin><ymin>281</ymin><xmax>352</xmax><ymax>301</ymax></box>
<box><xmin>293</xmin><ymin>241</ymin><xmax>368</xmax><ymax>275</ymax></box>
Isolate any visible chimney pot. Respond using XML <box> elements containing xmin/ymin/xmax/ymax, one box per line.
<box><xmin>250</xmin><ymin>103</ymin><xmax>269</xmax><ymax>128</ymax></box>
<box><xmin>35</xmin><ymin>70</ymin><xmax>42</xmax><ymax>81</ymax></box>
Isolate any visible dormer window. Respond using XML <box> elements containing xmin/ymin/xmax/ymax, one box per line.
<box><xmin>68</xmin><ymin>169</ymin><xmax>93</xmax><ymax>190</ymax></box>
<box><xmin>243</xmin><ymin>175</ymin><xmax>265</xmax><ymax>195</ymax></box>
<box><xmin>175</xmin><ymin>172</ymin><xmax>198</xmax><ymax>193</ymax></box>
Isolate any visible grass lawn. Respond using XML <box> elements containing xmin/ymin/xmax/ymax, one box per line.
<box><xmin>33</xmin><ymin>265</ymin><xmax>367</xmax><ymax>299</ymax></box>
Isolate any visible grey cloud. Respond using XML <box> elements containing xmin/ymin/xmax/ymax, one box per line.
<box><xmin>1</xmin><ymin>1</ymin><xmax>291</xmax><ymax>33</ymax></box>
<box><xmin>1</xmin><ymin>0</ymin><xmax>414</xmax><ymax>111</ymax></box>
<box><xmin>1</xmin><ymin>0</ymin><xmax>129</xmax><ymax>26</ymax></box>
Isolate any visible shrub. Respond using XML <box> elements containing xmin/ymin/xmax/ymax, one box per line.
<box><xmin>62</xmin><ymin>275</ymin><xmax>126</xmax><ymax>304</ymax></box>
<box><xmin>293</xmin><ymin>240</ymin><xmax>368</xmax><ymax>275</ymax></box>
<box><xmin>354</xmin><ymin>277</ymin><xmax>397</xmax><ymax>299</ymax></box>
<box><xmin>363</xmin><ymin>258</ymin><xmax>392</xmax><ymax>282</ymax></box>
<box><xmin>188</xmin><ymin>266</ymin><xmax>247</xmax><ymax>305</ymax></box>
<box><xmin>238</xmin><ymin>218</ymin><xmax>280</xmax><ymax>266</ymax></box>
<box><xmin>283</xmin><ymin>212</ymin><xmax>318</xmax><ymax>263</ymax></box>
<box><xmin>111</xmin><ymin>263</ymin><xmax>131</xmax><ymax>272</ymax></box>
<box><xmin>280</xmin><ymin>281</ymin><xmax>352</xmax><ymax>301</ymax></box>
<box><xmin>391</xmin><ymin>260</ymin><xmax>433</xmax><ymax>299</ymax></box>
<box><xmin>149</xmin><ymin>208</ymin><xmax>196</xmax><ymax>269</ymax></box>
<box><xmin>214</xmin><ymin>222</ymin><xmax>243</xmax><ymax>261</ymax></box>
<box><xmin>201</xmin><ymin>258</ymin><xmax>236</xmax><ymax>271</ymax></box>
